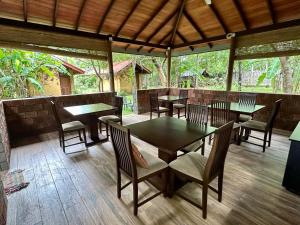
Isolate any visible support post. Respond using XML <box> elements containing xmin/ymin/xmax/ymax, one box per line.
<box><xmin>226</xmin><ymin>36</ymin><xmax>237</xmax><ymax>91</ymax></box>
<box><xmin>167</xmin><ymin>47</ymin><xmax>171</xmax><ymax>87</ymax></box>
<box><xmin>107</xmin><ymin>36</ymin><xmax>115</xmax><ymax>93</ymax></box>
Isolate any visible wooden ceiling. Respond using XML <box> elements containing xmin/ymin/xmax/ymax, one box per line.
<box><xmin>0</xmin><ymin>0</ymin><xmax>300</xmax><ymax>57</ymax></box>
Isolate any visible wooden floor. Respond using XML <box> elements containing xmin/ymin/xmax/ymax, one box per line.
<box><xmin>7</xmin><ymin>113</ymin><xmax>300</xmax><ymax>225</ymax></box>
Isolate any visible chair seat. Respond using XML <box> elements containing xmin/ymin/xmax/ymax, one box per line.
<box><xmin>241</xmin><ymin>120</ymin><xmax>267</xmax><ymax>131</ymax></box>
<box><xmin>239</xmin><ymin>114</ymin><xmax>252</xmax><ymax>122</ymax></box>
<box><xmin>137</xmin><ymin>150</ymin><xmax>168</xmax><ymax>180</ymax></box>
<box><xmin>153</xmin><ymin>107</ymin><xmax>169</xmax><ymax>113</ymax></box>
<box><xmin>170</xmin><ymin>152</ymin><xmax>207</xmax><ymax>181</ymax></box>
<box><xmin>99</xmin><ymin>115</ymin><xmax>121</xmax><ymax>123</ymax></box>
<box><xmin>62</xmin><ymin>121</ymin><xmax>85</xmax><ymax>132</ymax></box>
<box><xmin>233</xmin><ymin>122</ymin><xmax>241</xmax><ymax>129</ymax></box>
<box><xmin>173</xmin><ymin>103</ymin><xmax>186</xmax><ymax>109</ymax></box>
<box><xmin>182</xmin><ymin>140</ymin><xmax>203</xmax><ymax>152</ymax></box>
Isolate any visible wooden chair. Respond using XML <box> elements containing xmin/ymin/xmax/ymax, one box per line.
<box><xmin>50</xmin><ymin>100</ymin><xmax>87</xmax><ymax>154</ymax></box>
<box><xmin>173</xmin><ymin>89</ymin><xmax>188</xmax><ymax>118</ymax></box>
<box><xmin>149</xmin><ymin>93</ymin><xmax>169</xmax><ymax>119</ymax></box>
<box><xmin>238</xmin><ymin>93</ymin><xmax>257</xmax><ymax>122</ymax></box>
<box><xmin>209</xmin><ymin>100</ymin><xmax>240</xmax><ymax>144</ymax></box>
<box><xmin>238</xmin><ymin>99</ymin><xmax>282</xmax><ymax>152</ymax></box>
<box><xmin>109</xmin><ymin>122</ymin><xmax>168</xmax><ymax>215</ymax></box>
<box><xmin>180</xmin><ymin>104</ymin><xmax>208</xmax><ymax>155</ymax></box>
<box><xmin>169</xmin><ymin>121</ymin><xmax>234</xmax><ymax>219</ymax></box>
<box><xmin>99</xmin><ymin>96</ymin><xmax>123</xmax><ymax>137</ymax></box>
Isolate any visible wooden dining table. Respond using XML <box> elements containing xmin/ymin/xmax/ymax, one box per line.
<box><xmin>127</xmin><ymin>117</ymin><xmax>216</xmax><ymax>195</ymax></box>
<box><xmin>64</xmin><ymin>103</ymin><xmax>116</xmax><ymax>146</ymax></box>
<box><xmin>158</xmin><ymin>95</ymin><xmax>188</xmax><ymax>117</ymax></box>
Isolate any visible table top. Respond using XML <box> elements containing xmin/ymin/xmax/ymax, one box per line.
<box><xmin>127</xmin><ymin>117</ymin><xmax>216</xmax><ymax>152</ymax></box>
<box><xmin>290</xmin><ymin>122</ymin><xmax>300</xmax><ymax>142</ymax></box>
<box><xmin>64</xmin><ymin>103</ymin><xmax>116</xmax><ymax>116</ymax></box>
<box><xmin>208</xmin><ymin>102</ymin><xmax>265</xmax><ymax>114</ymax></box>
<box><xmin>158</xmin><ymin>95</ymin><xmax>188</xmax><ymax>102</ymax></box>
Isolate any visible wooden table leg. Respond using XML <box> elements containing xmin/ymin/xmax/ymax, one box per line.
<box><xmin>85</xmin><ymin>115</ymin><xmax>108</xmax><ymax>146</ymax></box>
<box><xmin>168</xmin><ymin>102</ymin><xmax>174</xmax><ymax>117</ymax></box>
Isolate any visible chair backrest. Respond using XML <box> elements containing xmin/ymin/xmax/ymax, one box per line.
<box><xmin>109</xmin><ymin>122</ymin><xmax>137</xmax><ymax>178</ymax></box>
<box><xmin>210</xmin><ymin>100</ymin><xmax>230</xmax><ymax>127</ymax></box>
<box><xmin>238</xmin><ymin>93</ymin><xmax>256</xmax><ymax>108</ymax></box>
<box><xmin>50</xmin><ymin>100</ymin><xmax>62</xmax><ymax>131</ymax></box>
<box><xmin>115</xmin><ymin>96</ymin><xmax>123</xmax><ymax>118</ymax></box>
<box><xmin>204</xmin><ymin>121</ymin><xmax>234</xmax><ymax>182</ymax></box>
<box><xmin>187</xmin><ymin>104</ymin><xmax>208</xmax><ymax>125</ymax></box>
<box><xmin>266</xmin><ymin>99</ymin><xmax>282</xmax><ymax>130</ymax></box>
<box><xmin>149</xmin><ymin>93</ymin><xmax>159</xmax><ymax>110</ymax></box>
<box><xmin>179</xmin><ymin>89</ymin><xmax>188</xmax><ymax>104</ymax></box>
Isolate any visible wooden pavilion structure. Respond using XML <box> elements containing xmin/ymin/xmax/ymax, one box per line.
<box><xmin>0</xmin><ymin>0</ymin><xmax>300</xmax><ymax>92</ymax></box>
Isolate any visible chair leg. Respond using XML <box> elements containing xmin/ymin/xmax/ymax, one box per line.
<box><xmin>238</xmin><ymin>127</ymin><xmax>244</xmax><ymax>145</ymax></box>
<box><xmin>62</xmin><ymin>132</ymin><xmax>66</xmax><ymax>153</ymax></box>
<box><xmin>268</xmin><ymin>129</ymin><xmax>272</xmax><ymax>147</ymax></box>
<box><xmin>202</xmin><ymin>183</ymin><xmax>208</xmax><ymax>219</ymax></box>
<box><xmin>201</xmin><ymin>139</ymin><xmax>205</xmax><ymax>155</ymax></box>
<box><xmin>133</xmin><ymin>182</ymin><xmax>138</xmax><ymax>216</ymax></box>
<box><xmin>105</xmin><ymin>123</ymin><xmax>109</xmax><ymax>138</ymax></box>
<box><xmin>117</xmin><ymin>170</ymin><xmax>121</xmax><ymax>198</ymax></box>
<box><xmin>184</xmin><ymin>106</ymin><xmax>187</xmax><ymax>118</ymax></box>
<box><xmin>158</xmin><ymin>112</ymin><xmax>160</xmax><ymax>118</ymax></box>
<box><xmin>59</xmin><ymin>131</ymin><xmax>62</xmax><ymax>147</ymax></box>
<box><xmin>263</xmin><ymin>131</ymin><xmax>268</xmax><ymax>152</ymax></box>
<box><xmin>208</xmin><ymin>135</ymin><xmax>212</xmax><ymax>145</ymax></box>
<box><xmin>78</xmin><ymin>130</ymin><xmax>83</xmax><ymax>141</ymax></box>
<box><xmin>169</xmin><ymin>170</ymin><xmax>175</xmax><ymax>197</ymax></box>
<box><xmin>177</xmin><ymin>108</ymin><xmax>180</xmax><ymax>118</ymax></box>
<box><xmin>99</xmin><ymin>121</ymin><xmax>102</xmax><ymax>134</ymax></box>
<box><xmin>218</xmin><ymin>172</ymin><xmax>223</xmax><ymax>202</ymax></box>
<box><xmin>162</xmin><ymin>169</ymin><xmax>168</xmax><ymax>197</ymax></box>
<box><xmin>83</xmin><ymin>129</ymin><xmax>87</xmax><ymax>147</ymax></box>
<box><xmin>150</xmin><ymin>111</ymin><xmax>152</xmax><ymax>120</ymax></box>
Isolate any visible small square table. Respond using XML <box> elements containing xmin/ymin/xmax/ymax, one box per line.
<box><xmin>127</xmin><ymin>117</ymin><xmax>216</xmax><ymax>163</ymax></box>
<box><xmin>64</xmin><ymin>103</ymin><xmax>116</xmax><ymax>146</ymax></box>
<box><xmin>158</xmin><ymin>95</ymin><xmax>188</xmax><ymax>117</ymax></box>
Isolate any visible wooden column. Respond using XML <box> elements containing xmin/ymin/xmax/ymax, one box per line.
<box><xmin>226</xmin><ymin>36</ymin><xmax>237</xmax><ymax>91</ymax></box>
<box><xmin>167</xmin><ymin>48</ymin><xmax>171</xmax><ymax>87</ymax></box>
<box><xmin>107</xmin><ymin>37</ymin><xmax>115</xmax><ymax>93</ymax></box>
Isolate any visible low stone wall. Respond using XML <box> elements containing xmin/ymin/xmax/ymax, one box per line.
<box><xmin>137</xmin><ymin>88</ymin><xmax>169</xmax><ymax>114</ymax></box>
<box><xmin>169</xmin><ymin>88</ymin><xmax>300</xmax><ymax>131</ymax></box>
<box><xmin>2</xmin><ymin>92</ymin><xmax>115</xmax><ymax>146</ymax></box>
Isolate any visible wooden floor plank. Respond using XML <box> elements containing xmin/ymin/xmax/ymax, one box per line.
<box><xmin>6</xmin><ymin>114</ymin><xmax>300</xmax><ymax>225</ymax></box>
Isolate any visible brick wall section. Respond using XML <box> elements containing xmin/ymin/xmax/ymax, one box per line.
<box><xmin>137</xmin><ymin>88</ymin><xmax>169</xmax><ymax>114</ymax></box>
<box><xmin>168</xmin><ymin>88</ymin><xmax>300</xmax><ymax>131</ymax></box>
<box><xmin>2</xmin><ymin>92</ymin><xmax>115</xmax><ymax>146</ymax></box>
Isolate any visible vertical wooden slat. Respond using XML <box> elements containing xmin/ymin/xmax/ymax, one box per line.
<box><xmin>226</xmin><ymin>37</ymin><xmax>236</xmax><ymax>91</ymax></box>
<box><xmin>107</xmin><ymin>37</ymin><xmax>115</xmax><ymax>92</ymax></box>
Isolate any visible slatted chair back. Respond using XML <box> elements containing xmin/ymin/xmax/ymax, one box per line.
<box><xmin>204</xmin><ymin>121</ymin><xmax>234</xmax><ymax>183</ymax></box>
<box><xmin>210</xmin><ymin>100</ymin><xmax>230</xmax><ymax>128</ymax></box>
<box><xmin>50</xmin><ymin>100</ymin><xmax>63</xmax><ymax>131</ymax></box>
<box><xmin>266</xmin><ymin>99</ymin><xmax>282</xmax><ymax>130</ymax></box>
<box><xmin>187</xmin><ymin>104</ymin><xmax>208</xmax><ymax>125</ymax></box>
<box><xmin>115</xmin><ymin>96</ymin><xmax>124</xmax><ymax>118</ymax></box>
<box><xmin>109</xmin><ymin>122</ymin><xmax>137</xmax><ymax>178</ymax></box>
<box><xmin>179</xmin><ymin>89</ymin><xmax>188</xmax><ymax>104</ymax></box>
<box><xmin>149</xmin><ymin>93</ymin><xmax>159</xmax><ymax>111</ymax></box>
<box><xmin>239</xmin><ymin>93</ymin><xmax>256</xmax><ymax>108</ymax></box>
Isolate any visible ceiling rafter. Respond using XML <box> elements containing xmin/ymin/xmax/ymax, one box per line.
<box><xmin>75</xmin><ymin>0</ymin><xmax>88</xmax><ymax>30</ymax></box>
<box><xmin>115</xmin><ymin>0</ymin><xmax>142</xmax><ymax>37</ymax></box>
<box><xmin>149</xmin><ymin>29</ymin><xmax>173</xmax><ymax>53</ymax></box>
<box><xmin>177</xmin><ymin>30</ymin><xmax>194</xmax><ymax>51</ymax></box>
<box><xmin>23</xmin><ymin>0</ymin><xmax>28</xmax><ymax>23</ymax></box>
<box><xmin>209</xmin><ymin>3</ymin><xmax>228</xmax><ymax>34</ymax></box>
<box><xmin>169</xmin><ymin>0</ymin><xmax>186</xmax><ymax>46</ymax></box>
<box><xmin>266</xmin><ymin>0</ymin><xmax>276</xmax><ymax>24</ymax></box>
<box><xmin>232</xmin><ymin>0</ymin><xmax>249</xmax><ymax>29</ymax></box>
<box><xmin>183</xmin><ymin>9</ymin><xmax>212</xmax><ymax>48</ymax></box>
<box><xmin>97</xmin><ymin>0</ymin><xmax>116</xmax><ymax>34</ymax></box>
<box><xmin>125</xmin><ymin>0</ymin><xmax>169</xmax><ymax>50</ymax></box>
<box><xmin>137</xmin><ymin>6</ymin><xmax>180</xmax><ymax>52</ymax></box>
<box><xmin>53</xmin><ymin>0</ymin><xmax>59</xmax><ymax>27</ymax></box>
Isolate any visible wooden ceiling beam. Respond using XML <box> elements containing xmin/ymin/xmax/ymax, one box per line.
<box><xmin>53</xmin><ymin>0</ymin><xmax>59</xmax><ymax>27</ymax></box>
<box><xmin>23</xmin><ymin>0</ymin><xmax>28</xmax><ymax>23</ymax></box>
<box><xmin>75</xmin><ymin>0</ymin><xmax>88</xmax><ymax>30</ymax></box>
<box><xmin>232</xmin><ymin>0</ymin><xmax>249</xmax><ymax>29</ymax></box>
<box><xmin>169</xmin><ymin>0</ymin><xmax>187</xmax><ymax>46</ymax></box>
<box><xmin>125</xmin><ymin>0</ymin><xmax>169</xmax><ymax>50</ymax></box>
<box><xmin>138</xmin><ymin>6</ymin><xmax>179</xmax><ymax>52</ymax></box>
<box><xmin>183</xmin><ymin>9</ymin><xmax>212</xmax><ymax>48</ymax></box>
<box><xmin>115</xmin><ymin>0</ymin><xmax>142</xmax><ymax>37</ymax></box>
<box><xmin>174</xmin><ymin>18</ymin><xmax>300</xmax><ymax>48</ymax></box>
<box><xmin>209</xmin><ymin>3</ymin><xmax>228</xmax><ymax>34</ymax></box>
<box><xmin>97</xmin><ymin>0</ymin><xmax>116</xmax><ymax>34</ymax></box>
<box><xmin>266</xmin><ymin>0</ymin><xmax>276</xmax><ymax>24</ymax></box>
<box><xmin>148</xmin><ymin>29</ymin><xmax>173</xmax><ymax>53</ymax></box>
<box><xmin>177</xmin><ymin>30</ymin><xmax>194</xmax><ymax>51</ymax></box>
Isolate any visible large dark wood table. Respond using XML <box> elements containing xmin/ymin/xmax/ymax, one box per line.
<box><xmin>208</xmin><ymin>102</ymin><xmax>265</xmax><ymax>121</ymax></box>
<box><xmin>158</xmin><ymin>95</ymin><xmax>188</xmax><ymax>117</ymax></box>
<box><xmin>64</xmin><ymin>103</ymin><xmax>116</xmax><ymax>146</ymax></box>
